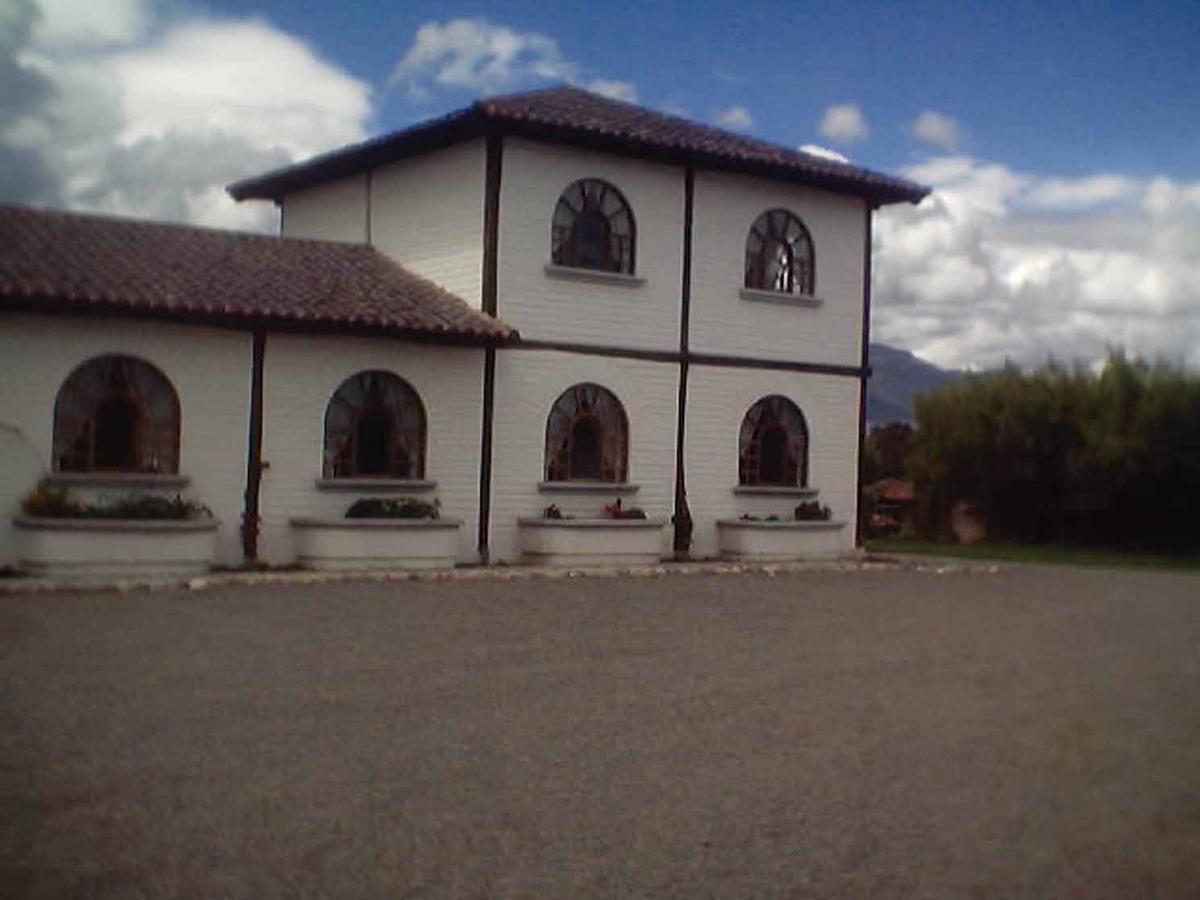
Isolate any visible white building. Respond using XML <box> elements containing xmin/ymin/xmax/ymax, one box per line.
<box><xmin>0</xmin><ymin>87</ymin><xmax>927</xmax><ymax>575</ymax></box>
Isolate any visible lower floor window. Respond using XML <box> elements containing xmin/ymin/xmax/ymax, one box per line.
<box><xmin>545</xmin><ymin>383</ymin><xmax>629</xmax><ymax>482</ymax></box>
<box><xmin>738</xmin><ymin>395</ymin><xmax>809</xmax><ymax>487</ymax></box>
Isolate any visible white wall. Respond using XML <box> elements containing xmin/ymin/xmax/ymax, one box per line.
<box><xmin>684</xmin><ymin>365</ymin><xmax>861</xmax><ymax>559</ymax></box>
<box><xmin>488</xmin><ymin>349</ymin><xmax>679</xmax><ymax>563</ymax></box>
<box><xmin>371</xmin><ymin>141</ymin><xmax>486</xmax><ymax>307</ymax></box>
<box><xmin>282</xmin><ymin>174</ymin><xmax>368</xmax><ymax>243</ymax></box>
<box><xmin>497</xmin><ymin>138</ymin><xmax>684</xmax><ymax>351</ymax></box>
<box><xmin>0</xmin><ymin>314</ymin><xmax>251</xmax><ymax>567</ymax></box>
<box><xmin>690</xmin><ymin>169</ymin><xmax>867</xmax><ymax>367</ymax></box>
<box><xmin>257</xmin><ymin>333</ymin><xmax>484</xmax><ymax>565</ymax></box>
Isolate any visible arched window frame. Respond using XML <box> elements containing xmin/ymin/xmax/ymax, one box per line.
<box><xmin>738</xmin><ymin>395</ymin><xmax>810</xmax><ymax>487</ymax></box>
<box><xmin>52</xmin><ymin>355</ymin><xmax>181</xmax><ymax>474</ymax></box>
<box><xmin>544</xmin><ymin>383</ymin><xmax>629</xmax><ymax>483</ymax></box>
<box><xmin>550</xmin><ymin>178</ymin><xmax>636</xmax><ymax>274</ymax></box>
<box><xmin>744</xmin><ymin>209</ymin><xmax>815</xmax><ymax>295</ymax></box>
<box><xmin>323</xmin><ymin>371</ymin><xmax>427</xmax><ymax>479</ymax></box>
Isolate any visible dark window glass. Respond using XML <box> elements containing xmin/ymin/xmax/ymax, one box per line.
<box><xmin>545</xmin><ymin>383</ymin><xmax>629</xmax><ymax>482</ymax></box>
<box><xmin>52</xmin><ymin>355</ymin><xmax>180</xmax><ymax>473</ymax></box>
<box><xmin>738</xmin><ymin>396</ymin><xmax>809</xmax><ymax>487</ymax></box>
<box><xmin>744</xmin><ymin>210</ymin><xmax>815</xmax><ymax>295</ymax></box>
<box><xmin>551</xmin><ymin>179</ymin><xmax>635</xmax><ymax>274</ymax></box>
<box><xmin>324</xmin><ymin>371</ymin><xmax>426</xmax><ymax>479</ymax></box>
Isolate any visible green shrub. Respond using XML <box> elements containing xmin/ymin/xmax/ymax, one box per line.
<box><xmin>345</xmin><ymin>497</ymin><xmax>439</xmax><ymax>519</ymax></box>
<box><xmin>21</xmin><ymin>484</ymin><xmax>211</xmax><ymax>520</ymax></box>
<box><xmin>794</xmin><ymin>501</ymin><xmax>832</xmax><ymax>521</ymax></box>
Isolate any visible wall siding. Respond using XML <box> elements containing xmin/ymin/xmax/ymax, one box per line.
<box><xmin>257</xmin><ymin>333</ymin><xmax>484</xmax><ymax>565</ymax></box>
<box><xmin>0</xmin><ymin>314</ymin><xmax>252</xmax><ymax>567</ymax></box>
<box><xmin>684</xmin><ymin>364</ymin><xmax>861</xmax><ymax>559</ymax></box>
<box><xmin>497</xmin><ymin>138</ymin><xmax>684</xmax><ymax>351</ymax></box>
<box><xmin>689</xmin><ymin>169</ymin><xmax>866</xmax><ymax>366</ymax></box>
<box><xmin>488</xmin><ymin>349</ymin><xmax>680</xmax><ymax>563</ymax></box>
<box><xmin>370</xmin><ymin>141</ymin><xmax>486</xmax><ymax>306</ymax></box>
<box><xmin>282</xmin><ymin>174</ymin><xmax>368</xmax><ymax>243</ymax></box>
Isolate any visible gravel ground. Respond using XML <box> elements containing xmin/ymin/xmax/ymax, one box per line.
<box><xmin>2</xmin><ymin>564</ymin><xmax>1199</xmax><ymax>898</ymax></box>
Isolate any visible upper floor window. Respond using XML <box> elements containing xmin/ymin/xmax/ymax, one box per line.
<box><xmin>744</xmin><ymin>209</ymin><xmax>815</xmax><ymax>295</ymax></box>
<box><xmin>53</xmin><ymin>355</ymin><xmax>181</xmax><ymax>473</ymax></box>
<box><xmin>738</xmin><ymin>395</ymin><xmax>809</xmax><ymax>487</ymax></box>
<box><xmin>324</xmin><ymin>371</ymin><xmax>426</xmax><ymax>479</ymax></box>
<box><xmin>545</xmin><ymin>383</ymin><xmax>629</xmax><ymax>482</ymax></box>
<box><xmin>551</xmin><ymin>179</ymin><xmax>636</xmax><ymax>274</ymax></box>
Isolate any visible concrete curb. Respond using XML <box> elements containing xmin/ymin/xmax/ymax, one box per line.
<box><xmin>0</xmin><ymin>554</ymin><xmax>1002</xmax><ymax>596</ymax></box>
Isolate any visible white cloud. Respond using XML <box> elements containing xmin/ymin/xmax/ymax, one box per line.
<box><xmin>390</xmin><ymin>18</ymin><xmax>571</xmax><ymax>98</ymax></box>
<box><xmin>799</xmin><ymin>143</ymin><xmax>849</xmax><ymax>164</ymax></box>
<box><xmin>586</xmin><ymin>79</ymin><xmax>636</xmax><ymax>102</ymax></box>
<box><xmin>1</xmin><ymin>0</ymin><xmax>372</xmax><ymax>231</ymax></box>
<box><xmin>1024</xmin><ymin>174</ymin><xmax>1140</xmax><ymax>210</ymax></box>
<box><xmin>715</xmin><ymin>105</ymin><xmax>753</xmax><ymax>130</ymax></box>
<box><xmin>910</xmin><ymin>109</ymin><xmax>961</xmax><ymax>151</ymax></box>
<box><xmin>389</xmin><ymin>18</ymin><xmax>637</xmax><ymax>107</ymax></box>
<box><xmin>33</xmin><ymin>0</ymin><xmax>147</xmax><ymax>46</ymax></box>
<box><xmin>874</xmin><ymin>155</ymin><xmax>1200</xmax><ymax>371</ymax></box>
<box><xmin>818</xmin><ymin>103</ymin><xmax>868</xmax><ymax>144</ymax></box>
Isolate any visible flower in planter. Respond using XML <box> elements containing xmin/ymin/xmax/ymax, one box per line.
<box><xmin>794</xmin><ymin>501</ymin><xmax>832</xmax><ymax>521</ymax></box>
<box><xmin>345</xmin><ymin>497</ymin><xmax>440</xmax><ymax>519</ymax></box>
<box><xmin>603</xmin><ymin>497</ymin><xmax>647</xmax><ymax>520</ymax></box>
<box><xmin>542</xmin><ymin>503</ymin><xmax>569</xmax><ymax>520</ymax></box>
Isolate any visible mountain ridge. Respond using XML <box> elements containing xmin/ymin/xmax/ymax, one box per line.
<box><xmin>867</xmin><ymin>343</ymin><xmax>962</xmax><ymax>425</ymax></box>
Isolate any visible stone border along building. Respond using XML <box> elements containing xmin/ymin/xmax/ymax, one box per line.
<box><xmin>0</xmin><ymin>86</ymin><xmax>928</xmax><ymax>575</ymax></box>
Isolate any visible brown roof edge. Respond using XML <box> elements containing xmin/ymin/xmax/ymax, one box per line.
<box><xmin>1</xmin><ymin>293</ymin><xmax>520</xmax><ymax>346</ymax></box>
<box><xmin>227</xmin><ymin>87</ymin><xmax>929</xmax><ymax>206</ymax></box>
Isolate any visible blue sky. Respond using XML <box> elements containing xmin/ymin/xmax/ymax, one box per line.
<box><xmin>4</xmin><ymin>0</ymin><xmax>1199</xmax><ymax>369</ymax></box>
<box><xmin>203</xmin><ymin>0</ymin><xmax>1200</xmax><ymax>180</ymax></box>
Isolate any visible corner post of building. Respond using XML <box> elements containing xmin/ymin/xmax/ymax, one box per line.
<box><xmin>673</xmin><ymin>166</ymin><xmax>695</xmax><ymax>558</ymax></box>
<box><xmin>241</xmin><ymin>329</ymin><xmax>267</xmax><ymax>564</ymax></box>
<box><xmin>477</xmin><ymin>131</ymin><xmax>503</xmax><ymax>563</ymax></box>
<box><xmin>855</xmin><ymin>202</ymin><xmax>877</xmax><ymax>548</ymax></box>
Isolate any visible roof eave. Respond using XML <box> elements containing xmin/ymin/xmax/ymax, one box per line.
<box><xmin>0</xmin><ymin>294</ymin><xmax>519</xmax><ymax>347</ymax></box>
<box><xmin>227</xmin><ymin>108</ymin><xmax>929</xmax><ymax>206</ymax></box>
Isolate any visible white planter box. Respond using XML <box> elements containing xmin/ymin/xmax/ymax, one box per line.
<box><xmin>518</xmin><ymin>517</ymin><xmax>667</xmax><ymax>567</ymax></box>
<box><xmin>290</xmin><ymin>517</ymin><xmax>463</xmax><ymax>571</ymax></box>
<box><xmin>13</xmin><ymin>516</ymin><xmax>219</xmax><ymax>579</ymax></box>
<box><xmin>717</xmin><ymin>518</ymin><xmax>848</xmax><ymax>561</ymax></box>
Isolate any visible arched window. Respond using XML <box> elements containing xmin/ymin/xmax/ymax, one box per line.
<box><xmin>551</xmin><ymin>179</ymin><xmax>636</xmax><ymax>274</ymax></box>
<box><xmin>744</xmin><ymin>209</ymin><xmax>815</xmax><ymax>295</ymax></box>
<box><xmin>545</xmin><ymin>383</ymin><xmax>629</xmax><ymax>482</ymax></box>
<box><xmin>738</xmin><ymin>396</ymin><xmax>809</xmax><ymax>487</ymax></box>
<box><xmin>53</xmin><ymin>355</ymin><xmax>180</xmax><ymax>473</ymax></box>
<box><xmin>324</xmin><ymin>371</ymin><xmax>426</xmax><ymax>479</ymax></box>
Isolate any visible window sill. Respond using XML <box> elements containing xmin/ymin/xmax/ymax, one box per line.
<box><xmin>544</xmin><ymin>264</ymin><xmax>646</xmax><ymax>287</ymax></box>
<box><xmin>739</xmin><ymin>287</ymin><xmax>824</xmax><ymax>308</ymax></box>
<box><xmin>315</xmin><ymin>478</ymin><xmax>437</xmax><ymax>492</ymax></box>
<box><xmin>733</xmin><ymin>485</ymin><xmax>819</xmax><ymax>498</ymax></box>
<box><xmin>45</xmin><ymin>472</ymin><xmax>190</xmax><ymax>490</ymax></box>
<box><xmin>538</xmin><ymin>481</ymin><xmax>640</xmax><ymax>494</ymax></box>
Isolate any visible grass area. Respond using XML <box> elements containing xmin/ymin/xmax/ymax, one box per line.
<box><xmin>867</xmin><ymin>537</ymin><xmax>1200</xmax><ymax>572</ymax></box>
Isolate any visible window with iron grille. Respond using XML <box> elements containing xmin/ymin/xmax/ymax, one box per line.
<box><xmin>738</xmin><ymin>395</ymin><xmax>809</xmax><ymax>486</ymax></box>
<box><xmin>324</xmin><ymin>371</ymin><xmax>426</xmax><ymax>478</ymax></box>
<box><xmin>53</xmin><ymin>355</ymin><xmax>180</xmax><ymax>473</ymax></box>
<box><xmin>545</xmin><ymin>383</ymin><xmax>629</xmax><ymax>482</ymax></box>
<box><xmin>551</xmin><ymin>179</ymin><xmax>636</xmax><ymax>274</ymax></box>
<box><xmin>744</xmin><ymin>209</ymin><xmax>815</xmax><ymax>295</ymax></box>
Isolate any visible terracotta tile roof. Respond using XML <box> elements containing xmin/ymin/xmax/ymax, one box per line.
<box><xmin>0</xmin><ymin>205</ymin><xmax>515</xmax><ymax>342</ymax></box>
<box><xmin>229</xmin><ymin>86</ymin><xmax>929</xmax><ymax>206</ymax></box>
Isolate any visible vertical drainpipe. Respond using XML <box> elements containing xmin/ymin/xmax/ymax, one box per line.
<box><xmin>855</xmin><ymin>202</ymin><xmax>877</xmax><ymax>548</ymax></box>
<box><xmin>477</xmin><ymin>133</ymin><xmax>503</xmax><ymax>564</ymax></box>
<box><xmin>673</xmin><ymin>167</ymin><xmax>695</xmax><ymax>558</ymax></box>
<box><xmin>241</xmin><ymin>329</ymin><xmax>267</xmax><ymax>564</ymax></box>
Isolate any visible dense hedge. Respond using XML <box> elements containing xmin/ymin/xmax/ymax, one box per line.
<box><xmin>908</xmin><ymin>354</ymin><xmax>1200</xmax><ymax>549</ymax></box>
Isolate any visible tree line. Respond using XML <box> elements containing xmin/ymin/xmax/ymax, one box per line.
<box><xmin>877</xmin><ymin>353</ymin><xmax>1200</xmax><ymax>550</ymax></box>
